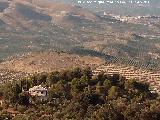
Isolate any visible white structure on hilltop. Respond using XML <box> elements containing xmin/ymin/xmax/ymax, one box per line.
<box><xmin>29</xmin><ymin>85</ymin><xmax>48</xmax><ymax>98</ymax></box>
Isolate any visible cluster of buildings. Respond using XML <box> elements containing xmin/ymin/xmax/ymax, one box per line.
<box><xmin>100</xmin><ymin>11</ymin><xmax>160</xmax><ymax>23</ymax></box>
<box><xmin>113</xmin><ymin>15</ymin><xmax>160</xmax><ymax>22</ymax></box>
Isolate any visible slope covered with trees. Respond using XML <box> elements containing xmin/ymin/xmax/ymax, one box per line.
<box><xmin>0</xmin><ymin>67</ymin><xmax>160</xmax><ymax>120</ymax></box>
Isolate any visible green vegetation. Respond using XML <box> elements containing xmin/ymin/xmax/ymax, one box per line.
<box><xmin>0</xmin><ymin>6</ymin><xmax>160</xmax><ymax>70</ymax></box>
<box><xmin>0</xmin><ymin>67</ymin><xmax>160</xmax><ymax>120</ymax></box>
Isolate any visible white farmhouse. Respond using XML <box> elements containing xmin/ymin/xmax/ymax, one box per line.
<box><xmin>29</xmin><ymin>85</ymin><xmax>48</xmax><ymax>99</ymax></box>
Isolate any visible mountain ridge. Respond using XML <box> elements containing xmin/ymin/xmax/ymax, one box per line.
<box><xmin>0</xmin><ymin>0</ymin><xmax>160</xmax><ymax>70</ymax></box>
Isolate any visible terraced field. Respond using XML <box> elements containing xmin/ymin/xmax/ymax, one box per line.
<box><xmin>93</xmin><ymin>62</ymin><xmax>160</xmax><ymax>93</ymax></box>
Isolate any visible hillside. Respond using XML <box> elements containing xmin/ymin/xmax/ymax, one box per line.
<box><xmin>0</xmin><ymin>0</ymin><xmax>160</xmax><ymax>117</ymax></box>
<box><xmin>93</xmin><ymin>63</ymin><xmax>160</xmax><ymax>93</ymax></box>
<box><xmin>0</xmin><ymin>0</ymin><xmax>160</xmax><ymax>70</ymax></box>
<box><xmin>0</xmin><ymin>67</ymin><xmax>160</xmax><ymax>119</ymax></box>
<box><xmin>0</xmin><ymin>0</ymin><xmax>98</xmax><ymax>28</ymax></box>
<box><xmin>1</xmin><ymin>51</ymin><xmax>160</xmax><ymax>94</ymax></box>
<box><xmin>0</xmin><ymin>52</ymin><xmax>105</xmax><ymax>83</ymax></box>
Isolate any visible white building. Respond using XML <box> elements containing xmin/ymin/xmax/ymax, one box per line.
<box><xmin>29</xmin><ymin>85</ymin><xmax>48</xmax><ymax>99</ymax></box>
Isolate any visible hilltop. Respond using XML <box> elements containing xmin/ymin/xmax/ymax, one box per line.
<box><xmin>0</xmin><ymin>51</ymin><xmax>105</xmax><ymax>73</ymax></box>
<box><xmin>0</xmin><ymin>52</ymin><xmax>105</xmax><ymax>83</ymax></box>
<box><xmin>1</xmin><ymin>51</ymin><xmax>160</xmax><ymax>94</ymax></box>
<box><xmin>0</xmin><ymin>67</ymin><xmax>160</xmax><ymax>119</ymax></box>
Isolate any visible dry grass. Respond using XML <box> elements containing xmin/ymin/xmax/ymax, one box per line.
<box><xmin>0</xmin><ymin>52</ymin><xmax>105</xmax><ymax>83</ymax></box>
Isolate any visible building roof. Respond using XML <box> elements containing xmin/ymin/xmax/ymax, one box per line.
<box><xmin>29</xmin><ymin>85</ymin><xmax>48</xmax><ymax>97</ymax></box>
<box><xmin>29</xmin><ymin>85</ymin><xmax>47</xmax><ymax>92</ymax></box>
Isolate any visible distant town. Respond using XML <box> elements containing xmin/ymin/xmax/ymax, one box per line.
<box><xmin>101</xmin><ymin>12</ymin><xmax>160</xmax><ymax>39</ymax></box>
<box><xmin>77</xmin><ymin>0</ymin><xmax>150</xmax><ymax>5</ymax></box>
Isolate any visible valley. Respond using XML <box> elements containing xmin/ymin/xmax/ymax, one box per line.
<box><xmin>0</xmin><ymin>0</ymin><xmax>160</xmax><ymax>84</ymax></box>
<box><xmin>0</xmin><ymin>0</ymin><xmax>160</xmax><ymax>119</ymax></box>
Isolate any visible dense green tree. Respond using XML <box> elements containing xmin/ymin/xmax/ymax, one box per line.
<box><xmin>36</xmin><ymin>73</ymin><xmax>47</xmax><ymax>85</ymax></box>
<box><xmin>71</xmin><ymin>67</ymin><xmax>82</xmax><ymax>79</ymax></box>
<box><xmin>110</xmin><ymin>74</ymin><xmax>120</xmax><ymax>85</ymax></box>
<box><xmin>11</xmin><ymin>83</ymin><xmax>22</xmax><ymax>103</ymax></box>
<box><xmin>97</xmin><ymin>71</ymin><xmax>106</xmax><ymax>82</ymax></box>
<box><xmin>20</xmin><ymin>79</ymin><xmax>31</xmax><ymax>91</ymax></box>
<box><xmin>46</xmin><ymin>71</ymin><xmax>60</xmax><ymax>85</ymax></box>
<box><xmin>18</xmin><ymin>92</ymin><xmax>29</xmax><ymax>107</ymax></box>
<box><xmin>108</xmin><ymin>86</ymin><xmax>119</xmax><ymax>100</ymax></box>
<box><xmin>103</xmin><ymin>79</ymin><xmax>112</xmax><ymax>90</ymax></box>
<box><xmin>0</xmin><ymin>67</ymin><xmax>160</xmax><ymax>119</ymax></box>
<box><xmin>81</xmin><ymin>66</ymin><xmax>92</xmax><ymax>79</ymax></box>
<box><xmin>27</xmin><ymin>74</ymin><xmax>38</xmax><ymax>87</ymax></box>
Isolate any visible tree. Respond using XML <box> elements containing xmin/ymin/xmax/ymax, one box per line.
<box><xmin>80</xmin><ymin>75</ymin><xmax>90</xmax><ymax>87</ymax></box>
<box><xmin>37</xmin><ymin>73</ymin><xmax>47</xmax><ymax>85</ymax></box>
<box><xmin>108</xmin><ymin>86</ymin><xmax>118</xmax><ymax>100</ymax></box>
<box><xmin>20</xmin><ymin>79</ymin><xmax>31</xmax><ymax>91</ymax></box>
<box><xmin>96</xmin><ymin>81</ymin><xmax>106</xmax><ymax>94</ymax></box>
<box><xmin>103</xmin><ymin>79</ymin><xmax>112</xmax><ymax>90</ymax></box>
<box><xmin>71</xmin><ymin>76</ymin><xmax>90</xmax><ymax>93</ymax></box>
<box><xmin>18</xmin><ymin>92</ymin><xmax>30</xmax><ymax>107</ymax></box>
<box><xmin>1</xmin><ymin>67</ymin><xmax>160</xmax><ymax>120</ymax></box>
<box><xmin>28</xmin><ymin>75</ymin><xmax>38</xmax><ymax>87</ymax></box>
<box><xmin>111</xmin><ymin>74</ymin><xmax>120</xmax><ymax>85</ymax></box>
<box><xmin>47</xmin><ymin>71</ymin><xmax>60</xmax><ymax>85</ymax></box>
<box><xmin>71</xmin><ymin>78</ymin><xmax>80</xmax><ymax>92</ymax></box>
<box><xmin>97</xmin><ymin>71</ymin><xmax>106</xmax><ymax>82</ymax></box>
<box><xmin>71</xmin><ymin>67</ymin><xmax>82</xmax><ymax>79</ymax></box>
<box><xmin>11</xmin><ymin>83</ymin><xmax>22</xmax><ymax>103</ymax></box>
<box><xmin>81</xmin><ymin>67</ymin><xmax>92</xmax><ymax>79</ymax></box>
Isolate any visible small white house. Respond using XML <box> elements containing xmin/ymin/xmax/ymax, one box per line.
<box><xmin>29</xmin><ymin>85</ymin><xmax>48</xmax><ymax>99</ymax></box>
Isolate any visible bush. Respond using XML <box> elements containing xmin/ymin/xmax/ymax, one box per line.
<box><xmin>13</xmin><ymin>114</ymin><xmax>29</xmax><ymax>120</ymax></box>
<box><xmin>16</xmin><ymin>105</ymin><xmax>27</xmax><ymax>113</ymax></box>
